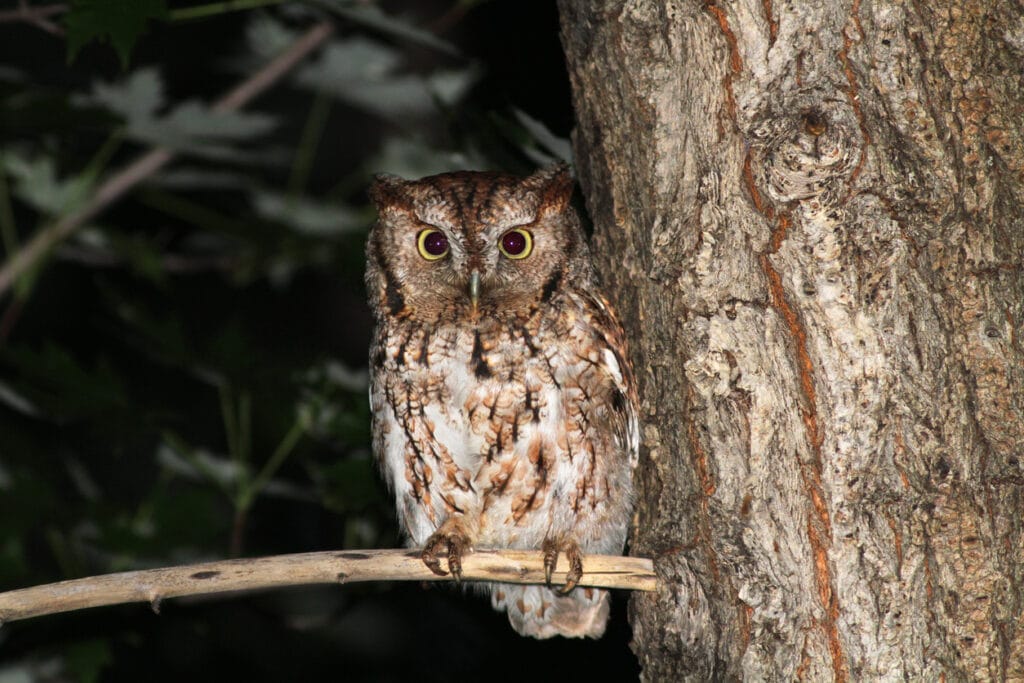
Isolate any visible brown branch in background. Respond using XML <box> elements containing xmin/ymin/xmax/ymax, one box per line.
<box><xmin>428</xmin><ymin>2</ymin><xmax>472</xmax><ymax>34</ymax></box>
<box><xmin>0</xmin><ymin>1</ymin><xmax>66</xmax><ymax>35</ymax></box>
<box><xmin>0</xmin><ymin>2</ymin><xmax>67</xmax><ymax>23</ymax></box>
<box><xmin>55</xmin><ymin>243</ymin><xmax>241</xmax><ymax>273</ymax></box>
<box><xmin>0</xmin><ymin>20</ymin><xmax>336</xmax><ymax>298</ymax></box>
<box><xmin>0</xmin><ymin>549</ymin><xmax>658</xmax><ymax>623</ymax></box>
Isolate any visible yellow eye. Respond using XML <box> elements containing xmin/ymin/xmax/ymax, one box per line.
<box><xmin>417</xmin><ymin>228</ymin><xmax>449</xmax><ymax>260</ymax></box>
<box><xmin>498</xmin><ymin>228</ymin><xmax>533</xmax><ymax>259</ymax></box>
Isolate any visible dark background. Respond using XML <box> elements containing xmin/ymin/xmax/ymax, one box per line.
<box><xmin>0</xmin><ymin>1</ymin><xmax>639</xmax><ymax>680</ymax></box>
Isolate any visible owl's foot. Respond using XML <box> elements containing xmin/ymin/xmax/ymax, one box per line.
<box><xmin>542</xmin><ymin>538</ymin><xmax>584</xmax><ymax>594</ymax></box>
<box><xmin>422</xmin><ymin>524</ymin><xmax>471</xmax><ymax>581</ymax></box>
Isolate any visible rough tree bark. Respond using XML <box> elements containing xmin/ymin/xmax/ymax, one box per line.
<box><xmin>558</xmin><ymin>1</ymin><xmax>1024</xmax><ymax>680</ymax></box>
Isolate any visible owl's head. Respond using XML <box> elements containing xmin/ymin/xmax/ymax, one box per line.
<box><xmin>366</xmin><ymin>165</ymin><xmax>591</xmax><ymax>320</ymax></box>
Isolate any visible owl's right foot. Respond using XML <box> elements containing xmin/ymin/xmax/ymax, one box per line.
<box><xmin>542</xmin><ymin>538</ymin><xmax>584</xmax><ymax>594</ymax></box>
<box><xmin>422</xmin><ymin>524</ymin><xmax>471</xmax><ymax>580</ymax></box>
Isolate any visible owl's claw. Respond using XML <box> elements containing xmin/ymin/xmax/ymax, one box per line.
<box><xmin>422</xmin><ymin>529</ymin><xmax>470</xmax><ymax>581</ymax></box>
<box><xmin>542</xmin><ymin>539</ymin><xmax>584</xmax><ymax>594</ymax></box>
<box><xmin>542</xmin><ymin>539</ymin><xmax>558</xmax><ymax>585</ymax></box>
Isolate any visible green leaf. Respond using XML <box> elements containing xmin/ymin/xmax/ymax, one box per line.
<box><xmin>252</xmin><ymin>192</ymin><xmax>362</xmax><ymax>237</ymax></box>
<box><xmin>1</xmin><ymin>342</ymin><xmax>129</xmax><ymax>421</ymax></box>
<box><xmin>298</xmin><ymin>361</ymin><xmax>370</xmax><ymax>442</ymax></box>
<box><xmin>0</xmin><ymin>379</ymin><xmax>41</xmax><ymax>418</ymax></box>
<box><xmin>82</xmin><ymin>67</ymin><xmax>164</xmax><ymax>122</ymax></box>
<box><xmin>297</xmin><ymin>38</ymin><xmax>478</xmax><ymax>119</ymax></box>
<box><xmin>244</xmin><ymin>13</ymin><xmax>301</xmax><ymax>61</ymax></box>
<box><xmin>2</xmin><ymin>153</ymin><xmax>93</xmax><ymax>216</ymax></box>
<box><xmin>317</xmin><ymin>1</ymin><xmax>459</xmax><ymax>57</ymax></box>
<box><xmin>157</xmin><ymin>101</ymin><xmax>277</xmax><ymax>141</ymax></box>
<box><xmin>124</xmin><ymin>484</ymin><xmax>228</xmax><ymax>552</ymax></box>
<box><xmin>369</xmin><ymin>137</ymin><xmax>481</xmax><ymax>179</ymax></box>
<box><xmin>134</xmin><ymin>102</ymin><xmax>280</xmax><ymax>162</ymax></box>
<box><xmin>513</xmin><ymin>109</ymin><xmax>574</xmax><ymax>164</ymax></box>
<box><xmin>156</xmin><ymin>441</ymin><xmax>247</xmax><ymax>491</ymax></box>
<box><xmin>149</xmin><ymin>168</ymin><xmax>250</xmax><ymax>190</ymax></box>
<box><xmin>65</xmin><ymin>0</ymin><xmax>169</xmax><ymax>67</ymax></box>
<box><xmin>81</xmin><ymin>69</ymin><xmax>279</xmax><ymax>162</ymax></box>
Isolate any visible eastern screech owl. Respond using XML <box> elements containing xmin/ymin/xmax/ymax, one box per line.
<box><xmin>365</xmin><ymin>165</ymin><xmax>638</xmax><ymax>639</ymax></box>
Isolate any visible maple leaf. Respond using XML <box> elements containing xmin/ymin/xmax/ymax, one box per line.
<box><xmin>65</xmin><ymin>0</ymin><xmax>168</xmax><ymax>67</ymax></box>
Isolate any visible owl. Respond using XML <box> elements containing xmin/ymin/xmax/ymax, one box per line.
<box><xmin>365</xmin><ymin>165</ymin><xmax>638</xmax><ymax>639</ymax></box>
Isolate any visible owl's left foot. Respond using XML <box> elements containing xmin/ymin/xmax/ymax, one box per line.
<box><xmin>422</xmin><ymin>524</ymin><xmax>471</xmax><ymax>581</ymax></box>
<box><xmin>542</xmin><ymin>538</ymin><xmax>584</xmax><ymax>594</ymax></box>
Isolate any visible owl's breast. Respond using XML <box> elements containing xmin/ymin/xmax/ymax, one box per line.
<box><xmin>372</xmin><ymin>306</ymin><xmax>632</xmax><ymax>546</ymax></box>
<box><xmin>430</xmin><ymin>322</ymin><xmax>558</xmax><ymax>474</ymax></box>
<box><xmin>375</xmin><ymin>317</ymin><xmax>560</xmax><ymax>470</ymax></box>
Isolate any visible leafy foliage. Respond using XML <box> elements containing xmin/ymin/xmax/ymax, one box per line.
<box><xmin>0</xmin><ymin>1</ymin><xmax>640</xmax><ymax>680</ymax></box>
<box><xmin>65</xmin><ymin>0</ymin><xmax>169</xmax><ymax>66</ymax></box>
<box><xmin>79</xmin><ymin>68</ymin><xmax>280</xmax><ymax>162</ymax></box>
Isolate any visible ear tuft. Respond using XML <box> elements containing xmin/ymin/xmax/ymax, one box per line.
<box><xmin>368</xmin><ymin>173</ymin><xmax>408</xmax><ymax>209</ymax></box>
<box><xmin>529</xmin><ymin>163</ymin><xmax>575</xmax><ymax>213</ymax></box>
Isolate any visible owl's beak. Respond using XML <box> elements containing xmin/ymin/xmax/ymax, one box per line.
<box><xmin>468</xmin><ymin>269</ymin><xmax>481</xmax><ymax>312</ymax></box>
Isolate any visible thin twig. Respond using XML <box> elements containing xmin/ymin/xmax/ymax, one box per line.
<box><xmin>0</xmin><ymin>20</ymin><xmax>335</xmax><ymax>298</ymax></box>
<box><xmin>0</xmin><ymin>549</ymin><xmax>658</xmax><ymax>623</ymax></box>
<box><xmin>55</xmin><ymin>244</ymin><xmax>241</xmax><ymax>272</ymax></box>
<box><xmin>168</xmin><ymin>0</ymin><xmax>290</xmax><ymax>23</ymax></box>
<box><xmin>0</xmin><ymin>2</ymin><xmax>67</xmax><ymax>24</ymax></box>
<box><xmin>28</xmin><ymin>17</ymin><xmax>63</xmax><ymax>36</ymax></box>
<box><xmin>23</xmin><ymin>0</ymin><xmax>64</xmax><ymax>36</ymax></box>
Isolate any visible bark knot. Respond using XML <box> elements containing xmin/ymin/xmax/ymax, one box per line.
<box><xmin>748</xmin><ymin>100</ymin><xmax>862</xmax><ymax>209</ymax></box>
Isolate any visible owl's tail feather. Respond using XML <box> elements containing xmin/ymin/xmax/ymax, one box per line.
<box><xmin>492</xmin><ymin>584</ymin><xmax>611</xmax><ymax>639</ymax></box>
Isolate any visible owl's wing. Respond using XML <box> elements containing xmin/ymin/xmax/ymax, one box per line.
<box><xmin>579</xmin><ymin>291</ymin><xmax>640</xmax><ymax>471</ymax></box>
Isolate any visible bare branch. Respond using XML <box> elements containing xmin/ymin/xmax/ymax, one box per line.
<box><xmin>28</xmin><ymin>16</ymin><xmax>63</xmax><ymax>36</ymax></box>
<box><xmin>0</xmin><ymin>2</ymin><xmax>67</xmax><ymax>24</ymax></box>
<box><xmin>0</xmin><ymin>20</ymin><xmax>335</xmax><ymax>298</ymax></box>
<box><xmin>0</xmin><ymin>549</ymin><xmax>658</xmax><ymax>623</ymax></box>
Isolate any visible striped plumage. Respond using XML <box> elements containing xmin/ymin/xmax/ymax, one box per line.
<box><xmin>365</xmin><ymin>166</ymin><xmax>638</xmax><ymax>638</ymax></box>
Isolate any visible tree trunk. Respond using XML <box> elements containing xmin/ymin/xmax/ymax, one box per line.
<box><xmin>557</xmin><ymin>1</ymin><xmax>1024</xmax><ymax>679</ymax></box>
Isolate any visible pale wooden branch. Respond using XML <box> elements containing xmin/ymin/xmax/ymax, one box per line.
<box><xmin>0</xmin><ymin>549</ymin><xmax>657</xmax><ymax>623</ymax></box>
<box><xmin>0</xmin><ymin>2</ymin><xmax>67</xmax><ymax>25</ymax></box>
<box><xmin>0</xmin><ymin>20</ymin><xmax>335</xmax><ymax>297</ymax></box>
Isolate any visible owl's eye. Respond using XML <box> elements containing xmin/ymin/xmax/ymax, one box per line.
<box><xmin>498</xmin><ymin>228</ymin><xmax>533</xmax><ymax>259</ymax></box>
<box><xmin>417</xmin><ymin>229</ymin><xmax>449</xmax><ymax>260</ymax></box>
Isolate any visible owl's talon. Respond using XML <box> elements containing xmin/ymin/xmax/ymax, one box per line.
<box><xmin>447</xmin><ymin>533</ymin><xmax>468</xmax><ymax>581</ymax></box>
<box><xmin>559</xmin><ymin>546</ymin><xmax>584</xmax><ymax>594</ymax></box>
<box><xmin>542</xmin><ymin>539</ymin><xmax>584</xmax><ymax>593</ymax></box>
<box><xmin>542</xmin><ymin>538</ymin><xmax>560</xmax><ymax>586</ymax></box>
<box><xmin>421</xmin><ymin>548</ymin><xmax>447</xmax><ymax>577</ymax></box>
<box><xmin>422</xmin><ymin>529</ymin><xmax>469</xmax><ymax>581</ymax></box>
